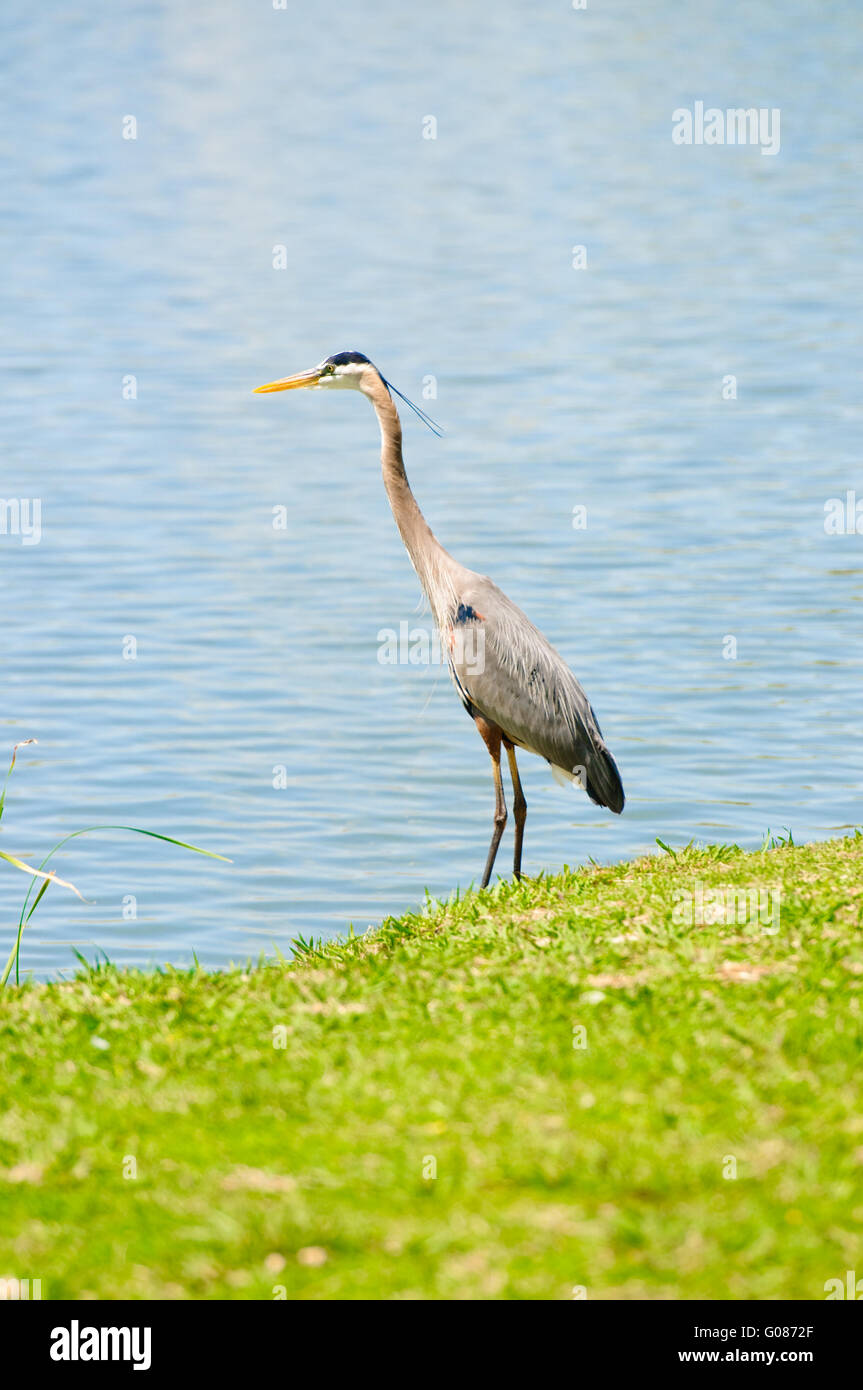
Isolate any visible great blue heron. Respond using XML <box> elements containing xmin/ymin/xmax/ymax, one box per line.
<box><xmin>254</xmin><ymin>350</ymin><xmax>624</xmax><ymax>887</ymax></box>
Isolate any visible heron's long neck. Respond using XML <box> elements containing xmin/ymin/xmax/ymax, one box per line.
<box><xmin>365</xmin><ymin>373</ymin><xmax>457</xmax><ymax>623</ymax></box>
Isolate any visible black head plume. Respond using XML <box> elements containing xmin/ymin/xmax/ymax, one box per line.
<box><xmin>380</xmin><ymin>375</ymin><xmax>444</xmax><ymax>437</ymax></box>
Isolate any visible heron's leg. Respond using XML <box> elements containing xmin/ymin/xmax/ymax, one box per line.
<box><xmin>475</xmin><ymin>716</ymin><xmax>507</xmax><ymax>888</ymax></box>
<box><xmin>504</xmin><ymin>741</ymin><xmax>527</xmax><ymax>880</ymax></box>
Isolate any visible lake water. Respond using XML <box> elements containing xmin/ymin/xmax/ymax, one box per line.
<box><xmin>2</xmin><ymin>2</ymin><xmax>861</xmax><ymax>979</ymax></box>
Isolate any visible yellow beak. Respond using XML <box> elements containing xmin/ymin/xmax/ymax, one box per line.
<box><xmin>253</xmin><ymin>368</ymin><xmax>322</xmax><ymax>394</ymax></box>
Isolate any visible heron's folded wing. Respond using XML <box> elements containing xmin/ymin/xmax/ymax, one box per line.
<box><xmin>447</xmin><ymin>576</ymin><xmax>624</xmax><ymax>813</ymax></box>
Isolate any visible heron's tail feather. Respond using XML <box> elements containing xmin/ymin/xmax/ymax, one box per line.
<box><xmin>550</xmin><ymin>746</ymin><xmax>625</xmax><ymax>814</ymax></box>
<box><xmin>586</xmin><ymin>746</ymin><xmax>625</xmax><ymax>815</ymax></box>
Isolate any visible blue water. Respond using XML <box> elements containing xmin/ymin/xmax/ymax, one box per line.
<box><xmin>2</xmin><ymin>1</ymin><xmax>861</xmax><ymax>978</ymax></box>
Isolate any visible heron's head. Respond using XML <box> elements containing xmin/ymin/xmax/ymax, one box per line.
<box><xmin>253</xmin><ymin>350</ymin><xmax>377</xmax><ymax>395</ymax></box>
<box><xmin>253</xmin><ymin>350</ymin><xmax>444</xmax><ymax>434</ymax></box>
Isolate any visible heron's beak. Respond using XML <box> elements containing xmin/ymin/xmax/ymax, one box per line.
<box><xmin>253</xmin><ymin>368</ymin><xmax>322</xmax><ymax>394</ymax></box>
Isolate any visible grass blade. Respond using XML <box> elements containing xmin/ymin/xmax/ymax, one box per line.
<box><xmin>0</xmin><ymin>849</ymin><xmax>85</xmax><ymax>899</ymax></box>
<box><xmin>2</xmin><ymin>824</ymin><xmax>230</xmax><ymax>989</ymax></box>
<box><xmin>0</xmin><ymin>739</ymin><xmax>37</xmax><ymax>825</ymax></box>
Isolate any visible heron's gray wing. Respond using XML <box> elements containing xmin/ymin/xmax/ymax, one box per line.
<box><xmin>446</xmin><ymin>575</ymin><xmax>624</xmax><ymax>814</ymax></box>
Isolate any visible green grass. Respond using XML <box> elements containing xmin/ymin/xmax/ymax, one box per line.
<box><xmin>1</xmin><ymin>834</ymin><xmax>862</xmax><ymax>1300</ymax></box>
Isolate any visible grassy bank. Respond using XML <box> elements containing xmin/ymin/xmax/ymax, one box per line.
<box><xmin>1</xmin><ymin>834</ymin><xmax>861</xmax><ymax>1300</ymax></box>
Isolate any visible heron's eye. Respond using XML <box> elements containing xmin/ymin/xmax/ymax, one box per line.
<box><xmin>323</xmin><ymin>364</ymin><xmax>335</xmax><ymax>375</ymax></box>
